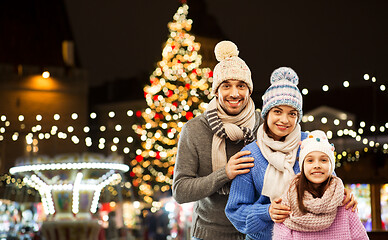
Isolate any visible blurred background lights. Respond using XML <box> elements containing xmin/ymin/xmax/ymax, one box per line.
<box><xmin>90</xmin><ymin>112</ymin><xmax>97</xmax><ymax>119</ymax></box>
<box><xmin>109</xmin><ymin>111</ymin><xmax>115</xmax><ymax>118</ymax></box>
<box><xmin>326</xmin><ymin>130</ymin><xmax>333</xmax><ymax>139</ymax></box>
<box><xmin>322</xmin><ymin>85</ymin><xmax>329</xmax><ymax>91</ymax></box>
<box><xmin>18</xmin><ymin>115</ymin><xmax>24</xmax><ymax>121</ymax></box>
<box><xmin>302</xmin><ymin>88</ymin><xmax>308</xmax><ymax>95</ymax></box>
<box><xmin>71</xmin><ymin>113</ymin><xmax>78</xmax><ymax>120</ymax></box>
<box><xmin>123</xmin><ymin>147</ymin><xmax>130</xmax><ymax>154</ymax></box>
<box><xmin>54</xmin><ymin>114</ymin><xmax>60</xmax><ymax>120</ymax></box>
<box><xmin>343</xmin><ymin>81</ymin><xmax>349</xmax><ymax>87</ymax></box>
<box><xmin>83</xmin><ymin>126</ymin><xmax>90</xmax><ymax>133</ymax></box>
<box><xmin>36</xmin><ymin>115</ymin><xmax>42</xmax><ymax>121</ymax></box>
<box><xmin>364</xmin><ymin>74</ymin><xmax>370</xmax><ymax>80</ymax></box>
<box><xmin>42</xmin><ymin>71</ymin><xmax>50</xmax><ymax>78</ymax></box>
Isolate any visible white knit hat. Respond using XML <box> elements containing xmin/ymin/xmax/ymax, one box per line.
<box><xmin>261</xmin><ymin>67</ymin><xmax>303</xmax><ymax>122</ymax></box>
<box><xmin>212</xmin><ymin>41</ymin><xmax>253</xmax><ymax>95</ymax></box>
<box><xmin>299</xmin><ymin>130</ymin><xmax>336</xmax><ymax>174</ymax></box>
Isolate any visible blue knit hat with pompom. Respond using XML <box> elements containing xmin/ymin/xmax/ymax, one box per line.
<box><xmin>261</xmin><ymin>67</ymin><xmax>303</xmax><ymax>122</ymax></box>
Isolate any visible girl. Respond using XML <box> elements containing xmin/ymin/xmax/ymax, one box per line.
<box><xmin>225</xmin><ymin>67</ymin><xmax>356</xmax><ymax>240</ymax></box>
<box><xmin>272</xmin><ymin>130</ymin><xmax>369</xmax><ymax>239</ymax></box>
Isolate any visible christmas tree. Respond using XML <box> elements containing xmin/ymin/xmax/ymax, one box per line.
<box><xmin>130</xmin><ymin>3</ymin><xmax>213</xmax><ymax>204</ymax></box>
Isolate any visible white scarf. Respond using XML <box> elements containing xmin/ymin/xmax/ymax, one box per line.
<box><xmin>257</xmin><ymin>124</ymin><xmax>301</xmax><ymax>201</ymax></box>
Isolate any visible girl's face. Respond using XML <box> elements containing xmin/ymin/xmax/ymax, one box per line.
<box><xmin>266</xmin><ymin>105</ymin><xmax>298</xmax><ymax>141</ymax></box>
<box><xmin>216</xmin><ymin>79</ymin><xmax>250</xmax><ymax>116</ymax></box>
<box><xmin>303</xmin><ymin>151</ymin><xmax>331</xmax><ymax>188</ymax></box>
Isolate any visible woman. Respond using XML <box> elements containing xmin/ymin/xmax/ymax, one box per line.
<box><xmin>225</xmin><ymin>67</ymin><xmax>356</xmax><ymax>240</ymax></box>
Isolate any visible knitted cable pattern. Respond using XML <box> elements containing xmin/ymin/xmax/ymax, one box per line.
<box><xmin>283</xmin><ymin>175</ymin><xmax>344</xmax><ymax>232</ymax></box>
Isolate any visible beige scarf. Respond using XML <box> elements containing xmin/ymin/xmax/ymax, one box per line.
<box><xmin>257</xmin><ymin>124</ymin><xmax>301</xmax><ymax>201</ymax></box>
<box><xmin>205</xmin><ymin>97</ymin><xmax>256</xmax><ymax>193</ymax></box>
<box><xmin>283</xmin><ymin>175</ymin><xmax>344</xmax><ymax>232</ymax></box>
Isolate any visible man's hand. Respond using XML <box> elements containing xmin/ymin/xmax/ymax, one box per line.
<box><xmin>343</xmin><ymin>188</ymin><xmax>358</xmax><ymax>212</ymax></box>
<box><xmin>269</xmin><ymin>198</ymin><xmax>291</xmax><ymax>223</ymax></box>
<box><xmin>225</xmin><ymin>150</ymin><xmax>254</xmax><ymax>180</ymax></box>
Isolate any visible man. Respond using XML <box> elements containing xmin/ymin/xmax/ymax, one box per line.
<box><xmin>172</xmin><ymin>40</ymin><xmax>260</xmax><ymax>240</ymax></box>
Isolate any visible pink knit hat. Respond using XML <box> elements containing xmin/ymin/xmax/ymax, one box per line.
<box><xmin>211</xmin><ymin>41</ymin><xmax>253</xmax><ymax>95</ymax></box>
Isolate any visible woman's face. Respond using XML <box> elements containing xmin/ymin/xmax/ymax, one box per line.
<box><xmin>303</xmin><ymin>151</ymin><xmax>331</xmax><ymax>188</ymax></box>
<box><xmin>266</xmin><ymin>105</ymin><xmax>298</xmax><ymax>141</ymax></box>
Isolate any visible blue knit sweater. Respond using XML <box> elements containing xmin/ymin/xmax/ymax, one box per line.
<box><xmin>225</xmin><ymin>131</ymin><xmax>308</xmax><ymax>240</ymax></box>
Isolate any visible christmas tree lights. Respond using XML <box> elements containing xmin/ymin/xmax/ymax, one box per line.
<box><xmin>131</xmin><ymin>4</ymin><xmax>213</xmax><ymax>203</ymax></box>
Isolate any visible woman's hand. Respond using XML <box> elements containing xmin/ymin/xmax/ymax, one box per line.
<box><xmin>269</xmin><ymin>198</ymin><xmax>291</xmax><ymax>223</ymax></box>
<box><xmin>343</xmin><ymin>188</ymin><xmax>358</xmax><ymax>212</ymax></box>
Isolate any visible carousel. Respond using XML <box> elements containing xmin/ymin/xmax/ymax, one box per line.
<box><xmin>9</xmin><ymin>153</ymin><xmax>129</xmax><ymax>240</ymax></box>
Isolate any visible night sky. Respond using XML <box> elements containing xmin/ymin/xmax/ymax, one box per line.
<box><xmin>64</xmin><ymin>0</ymin><xmax>388</xmax><ymax>92</ymax></box>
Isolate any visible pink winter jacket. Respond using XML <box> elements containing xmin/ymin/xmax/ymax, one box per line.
<box><xmin>273</xmin><ymin>205</ymin><xmax>369</xmax><ymax>240</ymax></box>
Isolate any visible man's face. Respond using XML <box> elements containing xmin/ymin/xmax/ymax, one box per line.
<box><xmin>215</xmin><ymin>79</ymin><xmax>250</xmax><ymax>115</ymax></box>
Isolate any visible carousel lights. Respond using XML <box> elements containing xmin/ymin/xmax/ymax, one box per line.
<box><xmin>9</xmin><ymin>162</ymin><xmax>129</xmax><ymax>174</ymax></box>
<box><xmin>53</xmin><ymin>114</ymin><xmax>60</xmax><ymax>120</ymax></box>
<box><xmin>72</xmin><ymin>172</ymin><xmax>83</xmax><ymax>214</ymax></box>
<box><xmin>90</xmin><ymin>173</ymin><xmax>121</xmax><ymax>213</ymax></box>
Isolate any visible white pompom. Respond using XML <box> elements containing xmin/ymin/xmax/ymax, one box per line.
<box><xmin>214</xmin><ymin>40</ymin><xmax>239</xmax><ymax>62</ymax></box>
<box><xmin>309</xmin><ymin>130</ymin><xmax>328</xmax><ymax>141</ymax></box>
